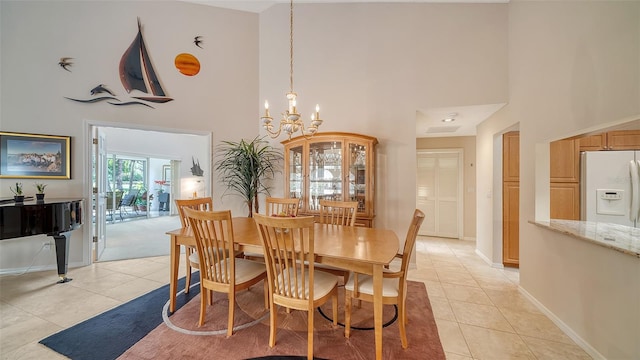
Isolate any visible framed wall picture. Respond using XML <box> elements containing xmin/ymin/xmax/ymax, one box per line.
<box><xmin>0</xmin><ymin>131</ymin><xmax>71</xmax><ymax>179</ymax></box>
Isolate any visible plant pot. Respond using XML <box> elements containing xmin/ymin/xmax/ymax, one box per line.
<box><xmin>36</xmin><ymin>193</ymin><xmax>45</xmax><ymax>201</ymax></box>
<box><xmin>14</xmin><ymin>195</ymin><xmax>24</xmax><ymax>203</ymax></box>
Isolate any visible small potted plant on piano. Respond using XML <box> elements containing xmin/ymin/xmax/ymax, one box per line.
<box><xmin>34</xmin><ymin>182</ymin><xmax>47</xmax><ymax>201</ymax></box>
<box><xmin>10</xmin><ymin>182</ymin><xmax>24</xmax><ymax>203</ymax></box>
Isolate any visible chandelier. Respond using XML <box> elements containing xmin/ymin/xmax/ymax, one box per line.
<box><xmin>260</xmin><ymin>0</ymin><xmax>323</xmax><ymax>139</ymax></box>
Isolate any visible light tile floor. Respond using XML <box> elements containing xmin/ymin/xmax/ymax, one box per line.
<box><xmin>411</xmin><ymin>237</ymin><xmax>592</xmax><ymax>360</ymax></box>
<box><xmin>0</xmin><ymin>236</ymin><xmax>592</xmax><ymax>359</ymax></box>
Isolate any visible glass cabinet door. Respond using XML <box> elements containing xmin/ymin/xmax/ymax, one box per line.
<box><xmin>287</xmin><ymin>146</ymin><xmax>304</xmax><ymax>200</ymax></box>
<box><xmin>348</xmin><ymin>142</ymin><xmax>368</xmax><ymax>213</ymax></box>
<box><xmin>308</xmin><ymin>141</ymin><xmax>342</xmax><ymax>211</ymax></box>
<box><xmin>282</xmin><ymin>132</ymin><xmax>377</xmax><ymax>227</ymax></box>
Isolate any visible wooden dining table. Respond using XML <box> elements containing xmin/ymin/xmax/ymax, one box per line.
<box><xmin>167</xmin><ymin>216</ymin><xmax>399</xmax><ymax>360</ymax></box>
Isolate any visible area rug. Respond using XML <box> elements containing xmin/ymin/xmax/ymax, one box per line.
<box><xmin>39</xmin><ymin>274</ymin><xmax>201</xmax><ymax>360</ymax></box>
<box><xmin>41</xmin><ymin>277</ymin><xmax>444</xmax><ymax>360</ymax></box>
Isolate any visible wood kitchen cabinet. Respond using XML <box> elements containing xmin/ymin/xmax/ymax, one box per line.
<box><xmin>550</xmin><ymin>182</ymin><xmax>580</xmax><ymax>220</ymax></box>
<box><xmin>502</xmin><ymin>131</ymin><xmax>519</xmax><ymax>267</ymax></box>
<box><xmin>579</xmin><ymin>130</ymin><xmax>640</xmax><ymax>151</ymax></box>
<box><xmin>549</xmin><ymin>138</ymin><xmax>580</xmax><ymax>220</ymax></box>
<box><xmin>282</xmin><ymin>132</ymin><xmax>378</xmax><ymax>227</ymax></box>
<box><xmin>550</xmin><ymin>138</ymin><xmax>580</xmax><ymax>182</ymax></box>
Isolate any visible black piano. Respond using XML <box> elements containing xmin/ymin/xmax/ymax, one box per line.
<box><xmin>0</xmin><ymin>198</ymin><xmax>84</xmax><ymax>283</ymax></box>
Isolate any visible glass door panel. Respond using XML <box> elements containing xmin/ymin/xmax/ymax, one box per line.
<box><xmin>348</xmin><ymin>143</ymin><xmax>367</xmax><ymax>213</ymax></box>
<box><xmin>308</xmin><ymin>141</ymin><xmax>342</xmax><ymax>211</ymax></box>
<box><xmin>288</xmin><ymin>146</ymin><xmax>304</xmax><ymax>199</ymax></box>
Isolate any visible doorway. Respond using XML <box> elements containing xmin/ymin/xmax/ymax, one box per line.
<box><xmin>89</xmin><ymin>124</ymin><xmax>210</xmax><ymax>262</ymax></box>
<box><xmin>416</xmin><ymin>149</ymin><xmax>463</xmax><ymax>238</ymax></box>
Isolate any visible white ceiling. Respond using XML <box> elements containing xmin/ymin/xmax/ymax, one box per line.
<box><xmin>183</xmin><ymin>0</ymin><xmax>509</xmax><ymax>137</ymax></box>
<box><xmin>416</xmin><ymin>103</ymin><xmax>506</xmax><ymax>138</ymax></box>
<box><xmin>182</xmin><ymin>0</ymin><xmax>509</xmax><ymax>14</ymax></box>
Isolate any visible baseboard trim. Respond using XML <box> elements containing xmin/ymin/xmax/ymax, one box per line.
<box><xmin>0</xmin><ymin>261</ymin><xmax>84</xmax><ymax>277</ymax></box>
<box><xmin>518</xmin><ymin>286</ymin><xmax>606</xmax><ymax>360</ymax></box>
<box><xmin>474</xmin><ymin>248</ymin><xmax>504</xmax><ymax>269</ymax></box>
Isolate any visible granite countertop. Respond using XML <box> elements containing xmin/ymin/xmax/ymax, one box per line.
<box><xmin>530</xmin><ymin>220</ymin><xmax>640</xmax><ymax>258</ymax></box>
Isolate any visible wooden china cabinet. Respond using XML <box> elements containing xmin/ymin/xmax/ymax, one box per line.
<box><xmin>281</xmin><ymin>132</ymin><xmax>378</xmax><ymax>227</ymax></box>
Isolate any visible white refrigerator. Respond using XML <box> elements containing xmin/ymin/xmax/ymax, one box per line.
<box><xmin>580</xmin><ymin>150</ymin><xmax>640</xmax><ymax>227</ymax></box>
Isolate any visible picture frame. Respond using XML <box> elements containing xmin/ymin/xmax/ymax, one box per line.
<box><xmin>0</xmin><ymin>131</ymin><xmax>71</xmax><ymax>179</ymax></box>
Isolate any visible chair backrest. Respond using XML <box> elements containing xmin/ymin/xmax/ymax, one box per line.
<box><xmin>253</xmin><ymin>213</ymin><xmax>316</xmax><ymax>304</ymax></box>
<box><xmin>175</xmin><ymin>197</ymin><xmax>213</xmax><ymax>228</ymax></box>
<box><xmin>183</xmin><ymin>208</ymin><xmax>236</xmax><ymax>287</ymax></box>
<box><xmin>265</xmin><ymin>197</ymin><xmax>300</xmax><ymax>217</ymax></box>
<box><xmin>399</xmin><ymin>209</ymin><xmax>426</xmax><ymax>276</ymax></box>
<box><xmin>318</xmin><ymin>200</ymin><xmax>358</xmax><ymax>226</ymax></box>
<box><xmin>120</xmin><ymin>189</ymin><xmax>139</xmax><ymax>207</ymax></box>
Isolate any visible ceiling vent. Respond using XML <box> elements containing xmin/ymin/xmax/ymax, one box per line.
<box><xmin>425</xmin><ymin>126</ymin><xmax>460</xmax><ymax>134</ymax></box>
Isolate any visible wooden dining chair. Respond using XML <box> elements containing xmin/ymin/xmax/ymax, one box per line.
<box><xmin>315</xmin><ymin>199</ymin><xmax>358</xmax><ymax>283</ymax></box>
<box><xmin>344</xmin><ymin>209</ymin><xmax>425</xmax><ymax>349</ymax></box>
<box><xmin>184</xmin><ymin>208</ymin><xmax>268</xmax><ymax>336</ymax></box>
<box><xmin>318</xmin><ymin>199</ymin><xmax>358</xmax><ymax>226</ymax></box>
<box><xmin>244</xmin><ymin>197</ymin><xmax>301</xmax><ymax>262</ymax></box>
<box><xmin>175</xmin><ymin>197</ymin><xmax>213</xmax><ymax>294</ymax></box>
<box><xmin>253</xmin><ymin>213</ymin><xmax>339</xmax><ymax>360</ymax></box>
<box><xmin>265</xmin><ymin>197</ymin><xmax>300</xmax><ymax>217</ymax></box>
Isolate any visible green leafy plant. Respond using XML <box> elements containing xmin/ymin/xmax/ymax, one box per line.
<box><xmin>10</xmin><ymin>182</ymin><xmax>23</xmax><ymax>196</ymax></box>
<box><xmin>215</xmin><ymin>136</ymin><xmax>282</xmax><ymax>217</ymax></box>
<box><xmin>34</xmin><ymin>182</ymin><xmax>47</xmax><ymax>194</ymax></box>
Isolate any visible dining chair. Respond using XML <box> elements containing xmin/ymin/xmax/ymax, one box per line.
<box><xmin>244</xmin><ymin>197</ymin><xmax>301</xmax><ymax>262</ymax></box>
<box><xmin>315</xmin><ymin>199</ymin><xmax>359</xmax><ymax>283</ymax></box>
<box><xmin>184</xmin><ymin>208</ymin><xmax>268</xmax><ymax>335</ymax></box>
<box><xmin>253</xmin><ymin>213</ymin><xmax>339</xmax><ymax>360</ymax></box>
<box><xmin>318</xmin><ymin>199</ymin><xmax>358</xmax><ymax>226</ymax></box>
<box><xmin>344</xmin><ymin>209</ymin><xmax>425</xmax><ymax>349</ymax></box>
<box><xmin>175</xmin><ymin>197</ymin><xmax>213</xmax><ymax>294</ymax></box>
<box><xmin>265</xmin><ymin>197</ymin><xmax>300</xmax><ymax>217</ymax></box>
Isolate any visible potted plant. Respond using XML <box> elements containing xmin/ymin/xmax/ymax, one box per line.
<box><xmin>34</xmin><ymin>182</ymin><xmax>47</xmax><ymax>201</ymax></box>
<box><xmin>215</xmin><ymin>136</ymin><xmax>282</xmax><ymax>217</ymax></box>
<box><xmin>135</xmin><ymin>186</ymin><xmax>153</xmax><ymax>212</ymax></box>
<box><xmin>10</xmin><ymin>182</ymin><xmax>24</xmax><ymax>202</ymax></box>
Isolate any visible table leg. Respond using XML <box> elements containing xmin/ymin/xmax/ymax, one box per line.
<box><xmin>170</xmin><ymin>235</ymin><xmax>179</xmax><ymax>313</ymax></box>
<box><xmin>373</xmin><ymin>264</ymin><xmax>383</xmax><ymax>360</ymax></box>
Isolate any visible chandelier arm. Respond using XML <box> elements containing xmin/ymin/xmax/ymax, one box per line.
<box><xmin>264</xmin><ymin>121</ymin><xmax>284</xmax><ymax>138</ymax></box>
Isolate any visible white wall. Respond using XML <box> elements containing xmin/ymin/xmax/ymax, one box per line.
<box><xmin>0</xmin><ymin>1</ymin><xmax>258</xmax><ymax>272</ymax></box>
<box><xmin>476</xmin><ymin>1</ymin><xmax>640</xmax><ymax>358</ymax></box>
<box><xmin>259</xmin><ymin>3</ymin><xmax>508</xmax><ymax>239</ymax></box>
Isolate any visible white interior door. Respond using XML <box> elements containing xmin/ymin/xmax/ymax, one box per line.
<box><xmin>93</xmin><ymin>128</ymin><xmax>107</xmax><ymax>261</ymax></box>
<box><xmin>417</xmin><ymin>150</ymin><xmax>462</xmax><ymax>238</ymax></box>
<box><xmin>170</xmin><ymin>159</ymin><xmax>181</xmax><ymax>215</ymax></box>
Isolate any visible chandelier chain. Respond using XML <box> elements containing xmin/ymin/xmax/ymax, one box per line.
<box><xmin>289</xmin><ymin>0</ymin><xmax>294</xmax><ymax>93</ymax></box>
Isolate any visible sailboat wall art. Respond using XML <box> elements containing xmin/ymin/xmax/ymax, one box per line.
<box><xmin>119</xmin><ymin>17</ymin><xmax>172</xmax><ymax>104</ymax></box>
<box><xmin>64</xmin><ymin>17</ymin><xmax>173</xmax><ymax>109</ymax></box>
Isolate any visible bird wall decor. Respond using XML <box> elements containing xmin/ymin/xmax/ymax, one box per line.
<box><xmin>59</xmin><ymin>57</ymin><xmax>73</xmax><ymax>72</ymax></box>
<box><xmin>194</xmin><ymin>36</ymin><xmax>203</xmax><ymax>49</ymax></box>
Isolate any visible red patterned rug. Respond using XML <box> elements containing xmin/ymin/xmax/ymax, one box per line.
<box><xmin>117</xmin><ymin>281</ymin><xmax>444</xmax><ymax>360</ymax></box>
